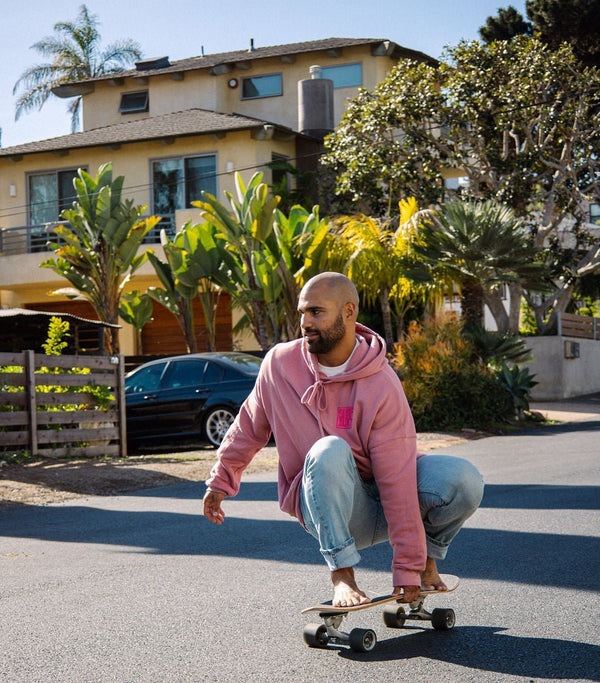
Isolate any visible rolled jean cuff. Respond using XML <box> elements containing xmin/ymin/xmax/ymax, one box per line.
<box><xmin>426</xmin><ymin>536</ymin><xmax>448</xmax><ymax>560</ymax></box>
<box><xmin>320</xmin><ymin>538</ymin><xmax>361</xmax><ymax>572</ymax></box>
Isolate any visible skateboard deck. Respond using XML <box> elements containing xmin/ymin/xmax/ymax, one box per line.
<box><xmin>302</xmin><ymin>574</ymin><xmax>459</xmax><ymax>615</ymax></box>
<box><xmin>302</xmin><ymin>574</ymin><xmax>459</xmax><ymax>652</ymax></box>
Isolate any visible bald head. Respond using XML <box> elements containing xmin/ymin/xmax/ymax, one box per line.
<box><xmin>301</xmin><ymin>272</ymin><xmax>359</xmax><ymax>311</ymax></box>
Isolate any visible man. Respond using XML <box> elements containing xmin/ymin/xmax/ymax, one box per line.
<box><xmin>204</xmin><ymin>272</ymin><xmax>483</xmax><ymax>607</ymax></box>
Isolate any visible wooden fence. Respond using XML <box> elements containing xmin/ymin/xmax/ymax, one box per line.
<box><xmin>557</xmin><ymin>312</ymin><xmax>600</xmax><ymax>340</ymax></box>
<box><xmin>0</xmin><ymin>351</ymin><xmax>126</xmax><ymax>458</ymax></box>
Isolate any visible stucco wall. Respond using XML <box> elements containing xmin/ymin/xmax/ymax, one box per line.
<box><xmin>523</xmin><ymin>336</ymin><xmax>600</xmax><ymax>399</ymax></box>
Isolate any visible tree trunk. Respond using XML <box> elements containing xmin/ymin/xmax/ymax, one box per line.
<box><xmin>483</xmin><ymin>290</ymin><xmax>509</xmax><ymax>332</ymax></box>
<box><xmin>379</xmin><ymin>286</ymin><xmax>394</xmax><ymax>349</ymax></box>
<box><xmin>507</xmin><ymin>283</ymin><xmax>522</xmax><ymax>333</ymax></box>
<box><xmin>460</xmin><ymin>280</ymin><xmax>485</xmax><ymax>327</ymax></box>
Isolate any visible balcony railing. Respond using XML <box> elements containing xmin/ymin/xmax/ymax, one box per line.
<box><xmin>0</xmin><ymin>215</ymin><xmax>175</xmax><ymax>256</ymax></box>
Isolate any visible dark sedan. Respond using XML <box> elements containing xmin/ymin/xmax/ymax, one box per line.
<box><xmin>125</xmin><ymin>352</ymin><xmax>261</xmax><ymax>450</ymax></box>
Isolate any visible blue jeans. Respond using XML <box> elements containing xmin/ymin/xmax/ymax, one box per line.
<box><xmin>300</xmin><ymin>435</ymin><xmax>484</xmax><ymax>572</ymax></box>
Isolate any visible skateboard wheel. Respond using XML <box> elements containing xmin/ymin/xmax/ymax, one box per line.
<box><xmin>349</xmin><ymin>628</ymin><xmax>377</xmax><ymax>652</ymax></box>
<box><xmin>303</xmin><ymin>623</ymin><xmax>329</xmax><ymax>648</ymax></box>
<box><xmin>431</xmin><ymin>608</ymin><xmax>455</xmax><ymax>631</ymax></box>
<box><xmin>383</xmin><ymin>604</ymin><xmax>406</xmax><ymax>628</ymax></box>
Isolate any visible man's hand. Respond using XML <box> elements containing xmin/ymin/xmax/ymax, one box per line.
<box><xmin>203</xmin><ymin>490</ymin><xmax>226</xmax><ymax>525</ymax></box>
<box><xmin>393</xmin><ymin>585</ymin><xmax>420</xmax><ymax>603</ymax></box>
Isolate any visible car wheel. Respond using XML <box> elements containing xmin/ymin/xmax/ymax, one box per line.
<box><xmin>204</xmin><ymin>407</ymin><xmax>235</xmax><ymax>447</ymax></box>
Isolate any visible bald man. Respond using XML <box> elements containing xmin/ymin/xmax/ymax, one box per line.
<box><xmin>204</xmin><ymin>272</ymin><xmax>483</xmax><ymax>606</ymax></box>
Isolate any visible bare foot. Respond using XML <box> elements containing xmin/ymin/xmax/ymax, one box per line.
<box><xmin>331</xmin><ymin>567</ymin><xmax>371</xmax><ymax>607</ymax></box>
<box><xmin>421</xmin><ymin>557</ymin><xmax>448</xmax><ymax>592</ymax></box>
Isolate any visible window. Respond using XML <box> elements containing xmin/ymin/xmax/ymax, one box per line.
<box><xmin>590</xmin><ymin>203</ymin><xmax>600</xmax><ymax>225</ymax></box>
<box><xmin>443</xmin><ymin>176</ymin><xmax>469</xmax><ymax>192</ymax></box>
<box><xmin>241</xmin><ymin>73</ymin><xmax>282</xmax><ymax>99</ymax></box>
<box><xmin>152</xmin><ymin>154</ymin><xmax>217</xmax><ymax>216</ymax></box>
<box><xmin>321</xmin><ymin>63</ymin><xmax>362</xmax><ymax>88</ymax></box>
<box><xmin>125</xmin><ymin>362</ymin><xmax>167</xmax><ymax>393</ymax></box>
<box><xmin>168</xmin><ymin>360</ymin><xmax>208</xmax><ymax>387</ymax></box>
<box><xmin>28</xmin><ymin>168</ymin><xmax>81</xmax><ymax>225</ymax></box>
<box><xmin>119</xmin><ymin>90</ymin><xmax>149</xmax><ymax>114</ymax></box>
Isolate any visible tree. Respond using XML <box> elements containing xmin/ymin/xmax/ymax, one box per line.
<box><xmin>41</xmin><ymin>163</ymin><xmax>160</xmax><ymax>354</ymax></box>
<box><xmin>526</xmin><ymin>0</ymin><xmax>600</xmax><ymax>67</ymax></box>
<box><xmin>329</xmin><ymin>198</ymin><xmax>432</xmax><ymax>347</ymax></box>
<box><xmin>411</xmin><ymin>200</ymin><xmax>544</xmax><ymax>331</ymax></box>
<box><xmin>479</xmin><ymin>6</ymin><xmax>532</xmax><ymax>43</ymax></box>
<box><xmin>480</xmin><ymin>0</ymin><xmax>600</xmax><ymax>67</ymax></box>
<box><xmin>322</xmin><ymin>37</ymin><xmax>600</xmax><ymax>333</ymax></box>
<box><xmin>194</xmin><ymin>172</ymin><xmax>331</xmax><ymax>349</ymax></box>
<box><xmin>13</xmin><ymin>4</ymin><xmax>141</xmax><ymax>131</ymax></box>
<box><xmin>119</xmin><ymin>291</ymin><xmax>153</xmax><ymax>355</ymax></box>
<box><xmin>145</xmin><ymin>221</ymin><xmax>231</xmax><ymax>353</ymax></box>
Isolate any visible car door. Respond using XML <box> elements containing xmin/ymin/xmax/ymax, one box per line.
<box><xmin>125</xmin><ymin>361</ymin><xmax>169</xmax><ymax>441</ymax></box>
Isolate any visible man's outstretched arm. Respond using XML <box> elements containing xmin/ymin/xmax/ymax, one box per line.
<box><xmin>203</xmin><ymin>490</ymin><xmax>226</xmax><ymax>525</ymax></box>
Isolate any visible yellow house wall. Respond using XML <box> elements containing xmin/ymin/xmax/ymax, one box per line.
<box><xmin>82</xmin><ymin>71</ymin><xmax>220</xmax><ymax>131</ymax></box>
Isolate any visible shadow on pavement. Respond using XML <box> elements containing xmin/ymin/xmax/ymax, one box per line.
<box><xmin>338</xmin><ymin>626</ymin><xmax>599</xmax><ymax>681</ymax></box>
<box><xmin>1</xmin><ymin>492</ymin><xmax>598</xmax><ymax>591</ymax></box>
<box><xmin>481</xmin><ymin>483</ymin><xmax>600</xmax><ymax>510</ymax></box>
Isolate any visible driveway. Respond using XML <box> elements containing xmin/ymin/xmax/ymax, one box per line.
<box><xmin>1</xmin><ymin>411</ymin><xmax>598</xmax><ymax>682</ymax></box>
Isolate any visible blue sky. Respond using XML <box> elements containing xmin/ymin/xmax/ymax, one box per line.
<box><xmin>0</xmin><ymin>0</ymin><xmax>526</xmax><ymax>148</ymax></box>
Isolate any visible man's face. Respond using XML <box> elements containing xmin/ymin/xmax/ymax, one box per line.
<box><xmin>298</xmin><ymin>286</ymin><xmax>347</xmax><ymax>355</ymax></box>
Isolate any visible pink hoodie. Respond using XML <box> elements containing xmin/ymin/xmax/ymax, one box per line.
<box><xmin>206</xmin><ymin>323</ymin><xmax>426</xmax><ymax>587</ymax></box>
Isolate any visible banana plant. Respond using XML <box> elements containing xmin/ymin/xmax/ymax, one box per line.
<box><xmin>41</xmin><ymin>163</ymin><xmax>160</xmax><ymax>354</ymax></box>
<box><xmin>119</xmin><ymin>290</ymin><xmax>153</xmax><ymax>354</ymax></box>
<box><xmin>194</xmin><ymin>172</ymin><xmax>282</xmax><ymax>350</ymax></box>
<box><xmin>195</xmin><ymin>172</ymin><xmax>333</xmax><ymax>349</ymax></box>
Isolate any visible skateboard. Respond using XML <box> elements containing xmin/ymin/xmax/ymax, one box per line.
<box><xmin>301</xmin><ymin>574</ymin><xmax>459</xmax><ymax>652</ymax></box>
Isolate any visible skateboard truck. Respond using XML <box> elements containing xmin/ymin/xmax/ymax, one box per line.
<box><xmin>303</xmin><ymin>612</ymin><xmax>378</xmax><ymax>652</ymax></box>
<box><xmin>382</xmin><ymin>596</ymin><xmax>456</xmax><ymax>630</ymax></box>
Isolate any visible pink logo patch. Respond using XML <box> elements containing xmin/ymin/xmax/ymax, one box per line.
<box><xmin>336</xmin><ymin>407</ymin><xmax>354</xmax><ymax>429</ymax></box>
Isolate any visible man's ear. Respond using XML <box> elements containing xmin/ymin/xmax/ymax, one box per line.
<box><xmin>345</xmin><ymin>302</ymin><xmax>357</xmax><ymax>320</ymax></box>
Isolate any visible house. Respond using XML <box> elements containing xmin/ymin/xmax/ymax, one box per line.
<box><xmin>0</xmin><ymin>37</ymin><xmax>436</xmax><ymax>354</ymax></box>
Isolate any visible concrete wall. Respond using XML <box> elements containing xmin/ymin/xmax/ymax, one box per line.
<box><xmin>523</xmin><ymin>336</ymin><xmax>600</xmax><ymax>399</ymax></box>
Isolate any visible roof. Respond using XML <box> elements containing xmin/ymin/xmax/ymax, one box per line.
<box><xmin>0</xmin><ymin>308</ymin><xmax>120</xmax><ymax>328</ymax></box>
<box><xmin>53</xmin><ymin>37</ymin><xmax>437</xmax><ymax>91</ymax></box>
<box><xmin>0</xmin><ymin>109</ymin><xmax>287</xmax><ymax>158</ymax></box>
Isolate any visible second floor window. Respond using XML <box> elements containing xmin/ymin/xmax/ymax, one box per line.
<box><xmin>242</xmin><ymin>74</ymin><xmax>282</xmax><ymax>99</ymax></box>
<box><xmin>590</xmin><ymin>203</ymin><xmax>600</xmax><ymax>225</ymax></box>
<box><xmin>28</xmin><ymin>168</ymin><xmax>81</xmax><ymax>225</ymax></box>
<box><xmin>152</xmin><ymin>154</ymin><xmax>217</xmax><ymax>216</ymax></box>
<box><xmin>119</xmin><ymin>90</ymin><xmax>149</xmax><ymax>114</ymax></box>
<box><xmin>321</xmin><ymin>63</ymin><xmax>362</xmax><ymax>89</ymax></box>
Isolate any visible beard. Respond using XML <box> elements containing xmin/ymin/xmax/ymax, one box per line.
<box><xmin>303</xmin><ymin>312</ymin><xmax>346</xmax><ymax>355</ymax></box>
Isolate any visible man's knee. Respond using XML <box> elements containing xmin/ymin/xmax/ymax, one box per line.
<box><xmin>304</xmin><ymin>436</ymin><xmax>354</xmax><ymax>482</ymax></box>
<box><xmin>460</xmin><ymin>460</ymin><xmax>484</xmax><ymax>511</ymax></box>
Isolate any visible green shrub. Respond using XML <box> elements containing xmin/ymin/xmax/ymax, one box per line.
<box><xmin>395</xmin><ymin>315</ymin><xmax>514</xmax><ymax>431</ymax></box>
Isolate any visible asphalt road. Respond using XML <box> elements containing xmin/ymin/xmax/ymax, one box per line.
<box><xmin>1</xmin><ymin>418</ymin><xmax>599</xmax><ymax>682</ymax></box>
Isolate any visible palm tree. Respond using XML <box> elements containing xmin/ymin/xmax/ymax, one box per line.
<box><xmin>413</xmin><ymin>200</ymin><xmax>544</xmax><ymax>331</ymax></box>
<box><xmin>13</xmin><ymin>4</ymin><xmax>142</xmax><ymax>131</ymax></box>
<box><xmin>330</xmin><ymin>199</ymin><xmax>432</xmax><ymax>348</ymax></box>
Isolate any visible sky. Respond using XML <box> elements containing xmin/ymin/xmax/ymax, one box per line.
<box><xmin>0</xmin><ymin>0</ymin><xmax>526</xmax><ymax>149</ymax></box>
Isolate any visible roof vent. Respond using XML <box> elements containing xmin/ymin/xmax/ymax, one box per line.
<box><xmin>249</xmin><ymin>38</ymin><xmax>256</xmax><ymax>52</ymax></box>
<box><xmin>135</xmin><ymin>56</ymin><xmax>171</xmax><ymax>71</ymax></box>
